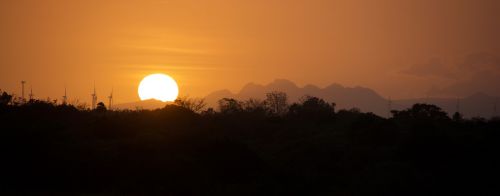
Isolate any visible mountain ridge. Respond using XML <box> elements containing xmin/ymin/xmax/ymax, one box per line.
<box><xmin>205</xmin><ymin>79</ymin><xmax>498</xmax><ymax>118</ymax></box>
<box><xmin>115</xmin><ymin>79</ymin><xmax>498</xmax><ymax>118</ymax></box>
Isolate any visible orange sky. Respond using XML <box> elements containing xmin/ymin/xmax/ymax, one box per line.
<box><xmin>1</xmin><ymin>0</ymin><xmax>499</xmax><ymax>104</ymax></box>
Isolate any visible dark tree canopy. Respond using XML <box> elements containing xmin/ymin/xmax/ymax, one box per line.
<box><xmin>265</xmin><ymin>91</ymin><xmax>288</xmax><ymax>116</ymax></box>
<box><xmin>95</xmin><ymin>101</ymin><xmax>107</xmax><ymax>112</ymax></box>
<box><xmin>391</xmin><ymin>103</ymin><xmax>450</xmax><ymax>121</ymax></box>
<box><xmin>0</xmin><ymin>91</ymin><xmax>12</xmax><ymax>106</ymax></box>
<box><xmin>288</xmin><ymin>96</ymin><xmax>335</xmax><ymax>121</ymax></box>
<box><xmin>1</xmin><ymin>91</ymin><xmax>499</xmax><ymax>196</ymax></box>
<box><xmin>218</xmin><ymin>98</ymin><xmax>243</xmax><ymax>114</ymax></box>
<box><xmin>174</xmin><ymin>96</ymin><xmax>207</xmax><ymax>113</ymax></box>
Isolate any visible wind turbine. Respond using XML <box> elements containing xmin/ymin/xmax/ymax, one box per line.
<box><xmin>91</xmin><ymin>83</ymin><xmax>97</xmax><ymax>110</ymax></box>
<box><xmin>29</xmin><ymin>85</ymin><xmax>34</xmax><ymax>101</ymax></box>
<box><xmin>62</xmin><ymin>86</ymin><xmax>68</xmax><ymax>105</ymax></box>
<box><xmin>108</xmin><ymin>88</ymin><xmax>113</xmax><ymax>110</ymax></box>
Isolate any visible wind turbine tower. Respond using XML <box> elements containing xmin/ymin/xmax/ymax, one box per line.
<box><xmin>91</xmin><ymin>84</ymin><xmax>97</xmax><ymax>110</ymax></box>
<box><xmin>62</xmin><ymin>87</ymin><xmax>68</xmax><ymax>105</ymax></box>
<box><xmin>108</xmin><ymin>88</ymin><xmax>113</xmax><ymax>110</ymax></box>
<box><xmin>29</xmin><ymin>86</ymin><xmax>34</xmax><ymax>101</ymax></box>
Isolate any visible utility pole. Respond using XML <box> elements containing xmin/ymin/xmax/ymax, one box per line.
<box><xmin>387</xmin><ymin>97</ymin><xmax>392</xmax><ymax>118</ymax></box>
<box><xmin>494</xmin><ymin>99</ymin><xmax>498</xmax><ymax>117</ymax></box>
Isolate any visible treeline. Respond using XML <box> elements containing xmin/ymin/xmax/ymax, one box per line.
<box><xmin>1</xmin><ymin>90</ymin><xmax>499</xmax><ymax>195</ymax></box>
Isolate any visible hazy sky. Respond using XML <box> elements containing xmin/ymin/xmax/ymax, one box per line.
<box><xmin>1</xmin><ymin>0</ymin><xmax>499</xmax><ymax>104</ymax></box>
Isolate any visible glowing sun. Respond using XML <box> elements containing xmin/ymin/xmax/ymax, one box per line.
<box><xmin>138</xmin><ymin>73</ymin><xmax>179</xmax><ymax>102</ymax></box>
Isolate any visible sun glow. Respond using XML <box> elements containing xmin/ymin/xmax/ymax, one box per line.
<box><xmin>138</xmin><ymin>73</ymin><xmax>179</xmax><ymax>102</ymax></box>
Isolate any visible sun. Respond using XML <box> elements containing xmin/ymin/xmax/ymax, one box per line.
<box><xmin>138</xmin><ymin>73</ymin><xmax>179</xmax><ymax>102</ymax></box>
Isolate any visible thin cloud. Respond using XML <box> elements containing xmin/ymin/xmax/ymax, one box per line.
<box><xmin>415</xmin><ymin>53</ymin><xmax>500</xmax><ymax>97</ymax></box>
<box><xmin>121</xmin><ymin>64</ymin><xmax>220</xmax><ymax>71</ymax></box>
<box><xmin>119</xmin><ymin>44</ymin><xmax>211</xmax><ymax>55</ymax></box>
<box><xmin>459</xmin><ymin>52</ymin><xmax>500</xmax><ymax>70</ymax></box>
<box><xmin>401</xmin><ymin>58</ymin><xmax>456</xmax><ymax>79</ymax></box>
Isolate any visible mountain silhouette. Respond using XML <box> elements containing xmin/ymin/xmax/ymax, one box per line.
<box><xmin>111</xmin><ymin>79</ymin><xmax>497</xmax><ymax>118</ymax></box>
<box><xmin>205</xmin><ymin>79</ymin><xmax>499</xmax><ymax>118</ymax></box>
<box><xmin>205</xmin><ymin>79</ymin><xmax>388</xmax><ymax>116</ymax></box>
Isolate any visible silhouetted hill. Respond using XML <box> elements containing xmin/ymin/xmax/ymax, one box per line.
<box><xmin>205</xmin><ymin>79</ymin><xmax>499</xmax><ymax>118</ymax></box>
<box><xmin>205</xmin><ymin>79</ymin><xmax>389</xmax><ymax>116</ymax></box>
<box><xmin>205</xmin><ymin>89</ymin><xmax>236</xmax><ymax>108</ymax></box>
<box><xmin>110</xmin><ymin>79</ymin><xmax>497</xmax><ymax>118</ymax></box>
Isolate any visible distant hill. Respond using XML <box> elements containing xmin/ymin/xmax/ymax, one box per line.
<box><xmin>205</xmin><ymin>79</ymin><xmax>388</xmax><ymax>116</ymax></box>
<box><xmin>112</xmin><ymin>79</ymin><xmax>498</xmax><ymax>118</ymax></box>
<box><xmin>205</xmin><ymin>79</ymin><xmax>499</xmax><ymax>118</ymax></box>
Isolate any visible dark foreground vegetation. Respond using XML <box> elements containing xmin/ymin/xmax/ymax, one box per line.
<box><xmin>1</xmin><ymin>91</ymin><xmax>499</xmax><ymax>195</ymax></box>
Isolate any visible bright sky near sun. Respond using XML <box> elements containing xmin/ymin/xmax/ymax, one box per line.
<box><xmin>1</xmin><ymin>0</ymin><xmax>499</xmax><ymax>104</ymax></box>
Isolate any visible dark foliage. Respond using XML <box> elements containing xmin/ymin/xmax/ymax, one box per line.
<box><xmin>1</xmin><ymin>92</ymin><xmax>499</xmax><ymax>195</ymax></box>
<box><xmin>288</xmin><ymin>96</ymin><xmax>335</xmax><ymax>122</ymax></box>
<box><xmin>95</xmin><ymin>102</ymin><xmax>107</xmax><ymax>112</ymax></box>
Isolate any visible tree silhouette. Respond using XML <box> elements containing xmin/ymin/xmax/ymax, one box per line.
<box><xmin>265</xmin><ymin>91</ymin><xmax>288</xmax><ymax>116</ymax></box>
<box><xmin>175</xmin><ymin>96</ymin><xmax>207</xmax><ymax>113</ymax></box>
<box><xmin>95</xmin><ymin>101</ymin><xmax>107</xmax><ymax>112</ymax></box>
<box><xmin>452</xmin><ymin>112</ymin><xmax>463</xmax><ymax>121</ymax></box>
<box><xmin>1</xmin><ymin>90</ymin><xmax>499</xmax><ymax>196</ymax></box>
<box><xmin>391</xmin><ymin>103</ymin><xmax>450</xmax><ymax>121</ymax></box>
<box><xmin>0</xmin><ymin>91</ymin><xmax>12</xmax><ymax>106</ymax></box>
<box><xmin>288</xmin><ymin>96</ymin><xmax>335</xmax><ymax>121</ymax></box>
<box><xmin>218</xmin><ymin>98</ymin><xmax>242</xmax><ymax>114</ymax></box>
<box><xmin>243</xmin><ymin>98</ymin><xmax>268</xmax><ymax>113</ymax></box>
